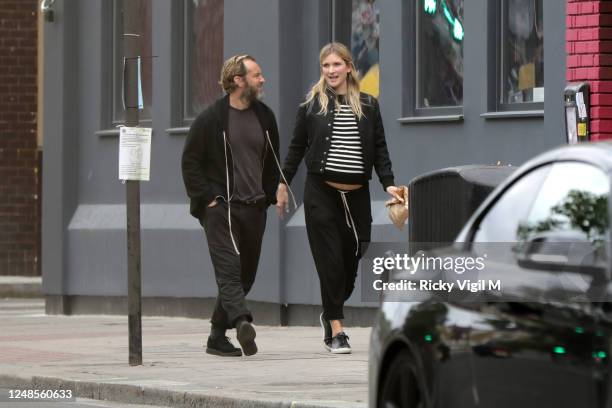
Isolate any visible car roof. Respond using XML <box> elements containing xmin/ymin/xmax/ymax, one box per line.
<box><xmin>527</xmin><ymin>141</ymin><xmax>612</xmax><ymax>172</ymax></box>
<box><xmin>455</xmin><ymin>141</ymin><xmax>612</xmax><ymax>243</ymax></box>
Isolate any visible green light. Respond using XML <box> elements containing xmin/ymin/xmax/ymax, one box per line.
<box><xmin>452</xmin><ymin>18</ymin><xmax>464</xmax><ymax>41</ymax></box>
<box><xmin>553</xmin><ymin>346</ymin><xmax>566</xmax><ymax>355</ymax></box>
<box><xmin>424</xmin><ymin>334</ymin><xmax>433</xmax><ymax>343</ymax></box>
<box><xmin>424</xmin><ymin>0</ymin><xmax>436</xmax><ymax>14</ymax></box>
<box><xmin>598</xmin><ymin>351</ymin><xmax>608</xmax><ymax>358</ymax></box>
<box><xmin>597</xmin><ymin>330</ymin><xmax>604</xmax><ymax>337</ymax></box>
<box><xmin>575</xmin><ymin>327</ymin><xmax>585</xmax><ymax>334</ymax></box>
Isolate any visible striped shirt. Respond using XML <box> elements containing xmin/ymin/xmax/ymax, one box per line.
<box><xmin>324</xmin><ymin>102</ymin><xmax>365</xmax><ymax>184</ymax></box>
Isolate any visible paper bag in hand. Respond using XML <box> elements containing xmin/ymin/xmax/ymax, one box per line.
<box><xmin>385</xmin><ymin>185</ymin><xmax>409</xmax><ymax>230</ymax></box>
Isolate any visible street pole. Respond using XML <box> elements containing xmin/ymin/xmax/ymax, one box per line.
<box><xmin>122</xmin><ymin>0</ymin><xmax>142</xmax><ymax>366</ymax></box>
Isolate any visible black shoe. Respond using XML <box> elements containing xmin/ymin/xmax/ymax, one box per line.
<box><xmin>206</xmin><ymin>336</ymin><xmax>242</xmax><ymax>357</ymax></box>
<box><xmin>320</xmin><ymin>313</ymin><xmax>332</xmax><ymax>351</ymax></box>
<box><xmin>236</xmin><ymin>320</ymin><xmax>258</xmax><ymax>356</ymax></box>
<box><xmin>330</xmin><ymin>332</ymin><xmax>351</xmax><ymax>354</ymax></box>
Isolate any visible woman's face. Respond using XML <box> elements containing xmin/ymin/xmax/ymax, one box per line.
<box><xmin>321</xmin><ymin>52</ymin><xmax>351</xmax><ymax>93</ymax></box>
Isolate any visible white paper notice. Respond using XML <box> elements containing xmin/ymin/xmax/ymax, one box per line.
<box><xmin>566</xmin><ymin>107</ymin><xmax>578</xmax><ymax>144</ymax></box>
<box><xmin>119</xmin><ymin>127</ymin><xmax>152</xmax><ymax>181</ymax></box>
<box><xmin>576</xmin><ymin>92</ymin><xmax>587</xmax><ymax>119</ymax></box>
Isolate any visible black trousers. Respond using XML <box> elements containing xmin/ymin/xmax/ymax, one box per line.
<box><xmin>304</xmin><ymin>175</ymin><xmax>372</xmax><ymax>321</ymax></box>
<box><xmin>201</xmin><ymin>200</ymin><xmax>267</xmax><ymax>330</ymax></box>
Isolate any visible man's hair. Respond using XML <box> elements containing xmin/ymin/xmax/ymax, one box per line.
<box><xmin>219</xmin><ymin>54</ymin><xmax>256</xmax><ymax>94</ymax></box>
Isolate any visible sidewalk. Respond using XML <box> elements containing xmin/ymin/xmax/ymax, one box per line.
<box><xmin>0</xmin><ymin>298</ymin><xmax>370</xmax><ymax>408</ymax></box>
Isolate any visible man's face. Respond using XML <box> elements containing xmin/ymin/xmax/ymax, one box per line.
<box><xmin>239</xmin><ymin>59</ymin><xmax>265</xmax><ymax>102</ymax></box>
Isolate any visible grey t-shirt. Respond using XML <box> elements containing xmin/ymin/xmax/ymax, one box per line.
<box><xmin>228</xmin><ymin>106</ymin><xmax>266</xmax><ymax>202</ymax></box>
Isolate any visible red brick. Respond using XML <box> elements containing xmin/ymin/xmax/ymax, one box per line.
<box><xmin>591</xmin><ymin>107</ymin><xmax>612</xmax><ymax>117</ymax></box>
<box><xmin>590</xmin><ymin>119</ymin><xmax>612</xmax><ymax>132</ymax></box>
<box><xmin>590</xmin><ymin>133</ymin><xmax>612</xmax><ymax>141</ymax></box>
<box><xmin>591</xmin><ymin>81</ymin><xmax>612</xmax><ymax>92</ymax></box>
<box><xmin>592</xmin><ymin>94</ymin><xmax>612</xmax><ymax>105</ymax></box>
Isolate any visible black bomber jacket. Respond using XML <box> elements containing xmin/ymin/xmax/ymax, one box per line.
<box><xmin>281</xmin><ymin>92</ymin><xmax>395</xmax><ymax>190</ymax></box>
<box><xmin>181</xmin><ymin>95</ymin><xmax>280</xmax><ymax>219</ymax></box>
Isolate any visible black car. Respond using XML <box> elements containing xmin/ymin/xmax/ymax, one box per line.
<box><xmin>369</xmin><ymin>142</ymin><xmax>612</xmax><ymax>408</ymax></box>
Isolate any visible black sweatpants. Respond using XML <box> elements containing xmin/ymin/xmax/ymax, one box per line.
<box><xmin>201</xmin><ymin>200</ymin><xmax>267</xmax><ymax>330</ymax></box>
<box><xmin>304</xmin><ymin>175</ymin><xmax>372</xmax><ymax>321</ymax></box>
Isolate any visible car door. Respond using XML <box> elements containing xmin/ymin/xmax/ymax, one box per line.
<box><xmin>467</xmin><ymin>161</ymin><xmax>610</xmax><ymax>408</ymax></box>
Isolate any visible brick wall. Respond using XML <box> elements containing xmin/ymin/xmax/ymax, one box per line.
<box><xmin>567</xmin><ymin>0</ymin><xmax>612</xmax><ymax>140</ymax></box>
<box><xmin>0</xmin><ymin>0</ymin><xmax>40</xmax><ymax>276</ymax></box>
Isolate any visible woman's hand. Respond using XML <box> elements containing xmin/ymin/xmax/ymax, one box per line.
<box><xmin>386</xmin><ymin>186</ymin><xmax>404</xmax><ymax>203</ymax></box>
<box><xmin>207</xmin><ymin>199</ymin><xmax>218</xmax><ymax>208</ymax></box>
<box><xmin>276</xmin><ymin>183</ymin><xmax>289</xmax><ymax>219</ymax></box>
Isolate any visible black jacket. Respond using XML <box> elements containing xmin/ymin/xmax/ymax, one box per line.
<box><xmin>181</xmin><ymin>95</ymin><xmax>280</xmax><ymax>219</ymax></box>
<box><xmin>282</xmin><ymin>92</ymin><xmax>395</xmax><ymax>190</ymax></box>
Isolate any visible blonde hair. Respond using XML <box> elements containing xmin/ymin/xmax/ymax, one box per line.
<box><xmin>219</xmin><ymin>54</ymin><xmax>255</xmax><ymax>94</ymax></box>
<box><xmin>302</xmin><ymin>43</ymin><xmax>363</xmax><ymax>118</ymax></box>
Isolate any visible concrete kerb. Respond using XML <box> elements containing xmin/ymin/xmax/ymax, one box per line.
<box><xmin>0</xmin><ymin>374</ymin><xmax>343</xmax><ymax>408</ymax></box>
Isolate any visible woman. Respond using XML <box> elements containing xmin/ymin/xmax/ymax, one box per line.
<box><xmin>276</xmin><ymin>42</ymin><xmax>402</xmax><ymax>354</ymax></box>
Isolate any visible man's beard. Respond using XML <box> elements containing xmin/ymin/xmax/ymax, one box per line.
<box><xmin>242</xmin><ymin>84</ymin><xmax>263</xmax><ymax>104</ymax></box>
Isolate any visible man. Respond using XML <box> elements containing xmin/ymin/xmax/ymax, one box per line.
<box><xmin>182</xmin><ymin>55</ymin><xmax>280</xmax><ymax>357</ymax></box>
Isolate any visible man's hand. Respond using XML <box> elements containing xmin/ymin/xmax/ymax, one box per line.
<box><xmin>386</xmin><ymin>186</ymin><xmax>404</xmax><ymax>203</ymax></box>
<box><xmin>207</xmin><ymin>199</ymin><xmax>218</xmax><ymax>208</ymax></box>
<box><xmin>276</xmin><ymin>183</ymin><xmax>289</xmax><ymax>219</ymax></box>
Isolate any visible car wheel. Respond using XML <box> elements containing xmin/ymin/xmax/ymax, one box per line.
<box><xmin>378</xmin><ymin>350</ymin><xmax>422</xmax><ymax>408</ymax></box>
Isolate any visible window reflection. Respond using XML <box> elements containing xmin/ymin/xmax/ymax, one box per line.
<box><xmin>351</xmin><ymin>0</ymin><xmax>380</xmax><ymax>97</ymax></box>
<box><xmin>188</xmin><ymin>0</ymin><xmax>224</xmax><ymax>117</ymax></box>
<box><xmin>417</xmin><ymin>0</ymin><xmax>463</xmax><ymax>108</ymax></box>
<box><xmin>502</xmin><ymin>0</ymin><xmax>544</xmax><ymax>104</ymax></box>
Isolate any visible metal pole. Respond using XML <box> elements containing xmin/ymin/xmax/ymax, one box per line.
<box><xmin>122</xmin><ymin>0</ymin><xmax>142</xmax><ymax>366</ymax></box>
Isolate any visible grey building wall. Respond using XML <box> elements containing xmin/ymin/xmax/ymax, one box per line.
<box><xmin>42</xmin><ymin>0</ymin><xmax>565</xmax><ymax>323</ymax></box>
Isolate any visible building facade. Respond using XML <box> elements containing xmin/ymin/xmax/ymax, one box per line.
<box><xmin>0</xmin><ymin>0</ymin><xmax>41</xmax><ymax>276</ymax></box>
<box><xmin>41</xmin><ymin>0</ymin><xmax>569</xmax><ymax>324</ymax></box>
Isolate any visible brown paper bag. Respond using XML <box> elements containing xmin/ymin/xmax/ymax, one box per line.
<box><xmin>385</xmin><ymin>185</ymin><xmax>409</xmax><ymax>230</ymax></box>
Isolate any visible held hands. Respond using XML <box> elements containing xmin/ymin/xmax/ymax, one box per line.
<box><xmin>276</xmin><ymin>183</ymin><xmax>289</xmax><ymax>219</ymax></box>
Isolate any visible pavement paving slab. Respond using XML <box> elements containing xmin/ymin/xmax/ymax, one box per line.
<box><xmin>0</xmin><ymin>299</ymin><xmax>370</xmax><ymax>408</ymax></box>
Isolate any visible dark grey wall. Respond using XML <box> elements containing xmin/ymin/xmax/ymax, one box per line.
<box><xmin>42</xmin><ymin>0</ymin><xmax>566</xmax><ymax>318</ymax></box>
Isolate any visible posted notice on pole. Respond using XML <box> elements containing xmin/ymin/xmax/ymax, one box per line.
<box><xmin>119</xmin><ymin>127</ymin><xmax>152</xmax><ymax>181</ymax></box>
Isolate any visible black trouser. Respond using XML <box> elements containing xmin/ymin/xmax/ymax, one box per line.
<box><xmin>201</xmin><ymin>200</ymin><xmax>267</xmax><ymax>330</ymax></box>
<box><xmin>304</xmin><ymin>175</ymin><xmax>372</xmax><ymax>321</ymax></box>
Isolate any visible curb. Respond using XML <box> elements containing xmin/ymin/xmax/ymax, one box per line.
<box><xmin>0</xmin><ymin>374</ymin><xmax>348</xmax><ymax>408</ymax></box>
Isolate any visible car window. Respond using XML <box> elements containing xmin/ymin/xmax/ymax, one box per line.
<box><xmin>516</xmin><ymin>162</ymin><xmax>609</xmax><ymax>269</ymax></box>
<box><xmin>473</xmin><ymin>164</ymin><xmax>552</xmax><ymax>243</ymax></box>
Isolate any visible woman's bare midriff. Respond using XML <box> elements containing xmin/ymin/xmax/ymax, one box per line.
<box><xmin>325</xmin><ymin>181</ymin><xmax>362</xmax><ymax>191</ymax></box>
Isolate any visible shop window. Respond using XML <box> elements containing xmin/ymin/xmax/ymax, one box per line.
<box><xmin>184</xmin><ymin>0</ymin><xmax>224</xmax><ymax>120</ymax></box>
<box><xmin>488</xmin><ymin>0</ymin><xmax>543</xmax><ymax>113</ymax></box>
<box><xmin>333</xmin><ymin>0</ymin><xmax>380</xmax><ymax>97</ymax></box>
<box><xmin>501</xmin><ymin>0</ymin><xmax>543</xmax><ymax>106</ymax></box>
<box><xmin>416</xmin><ymin>0</ymin><xmax>464</xmax><ymax>109</ymax></box>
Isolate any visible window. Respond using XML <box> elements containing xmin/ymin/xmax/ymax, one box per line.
<box><xmin>518</xmin><ymin>162</ymin><xmax>609</xmax><ymax>256</ymax></box>
<box><xmin>333</xmin><ymin>0</ymin><xmax>380</xmax><ymax>97</ymax></box>
<box><xmin>113</xmin><ymin>0</ymin><xmax>152</xmax><ymax>123</ymax></box>
<box><xmin>473</xmin><ymin>164</ymin><xmax>551</xmax><ymax>243</ymax></box>
<box><xmin>417</xmin><ymin>0</ymin><xmax>464</xmax><ymax>109</ymax></box>
<box><xmin>491</xmin><ymin>0</ymin><xmax>544</xmax><ymax>111</ymax></box>
<box><xmin>184</xmin><ymin>0</ymin><xmax>224</xmax><ymax>120</ymax></box>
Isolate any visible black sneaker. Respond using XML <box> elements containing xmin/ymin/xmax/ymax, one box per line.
<box><xmin>206</xmin><ymin>336</ymin><xmax>242</xmax><ymax>357</ymax></box>
<box><xmin>330</xmin><ymin>332</ymin><xmax>351</xmax><ymax>354</ymax></box>
<box><xmin>319</xmin><ymin>313</ymin><xmax>332</xmax><ymax>351</ymax></box>
<box><xmin>236</xmin><ymin>320</ymin><xmax>258</xmax><ymax>356</ymax></box>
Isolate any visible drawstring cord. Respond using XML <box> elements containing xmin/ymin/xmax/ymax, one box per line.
<box><xmin>339</xmin><ymin>190</ymin><xmax>359</xmax><ymax>256</ymax></box>
<box><xmin>223</xmin><ymin>131</ymin><xmax>240</xmax><ymax>255</ymax></box>
<box><xmin>265</xmin><ymin>131</ymin><xmax>298</xmax><ymax>211</ymax></box>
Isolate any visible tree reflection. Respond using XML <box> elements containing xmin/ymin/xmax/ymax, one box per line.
<box><xmin>517</xmin><ymin>189</ymin><xmax>609</xmax><ymax>244</ymax></box>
